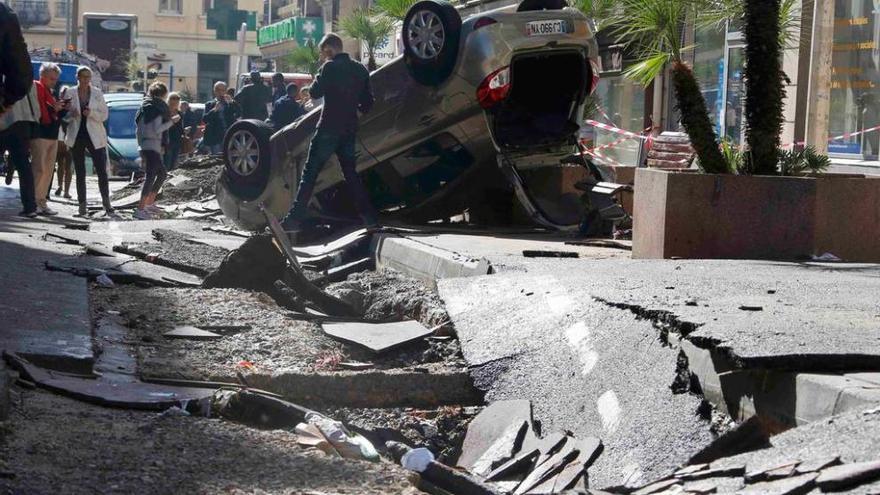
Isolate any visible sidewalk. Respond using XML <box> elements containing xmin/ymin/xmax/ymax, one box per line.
<box><xmin>370</xmin><ymin>230</ymin><xmax>880</xmax><ymax>488</ymax></box>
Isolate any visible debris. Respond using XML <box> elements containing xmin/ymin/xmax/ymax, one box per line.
<box><xmin>295</xmin><ymin>422</ymin><xmax>339</xmax><ymax>456</ymax></box>
<box><xmin>512</xmin><ymin>437</ymin><xmax>580</xmax><ymax>495</ymax></box>
<box><xmin>676</xmin><ymin>465</ymin><xmax>746</xmax><ymax>482</ymax></box>
<box><xmin>163</xmin><ymin>326</ymin><xmax>223</xmax><ymax>340</ymax></box>
<box><xmin>402</xmin><ymin>447</ymin><xmax>436</xmax><ymax>472</ymax></box>
<box><xmin>631</xmin><ymin>478</ymin><xmax>681</xmax><ymax>495</ymax></box>
<box><xmin>738</xmin><ymin>305</ymin><xmax>763</xmax><ymax>312</ymax></box>
<box><xmin>95</xmin><ymin>273</ymin><xmax>115</xmax><ymax>288</ymax></box>
<box><xmin>321</xmin><ymin>320</ymin><xmax>434</xmax><ymax>354</ymax></box>
<box><xmin>84</xmin><ymin>244</ymin><xmax>116</xmax><ymax>257</ymax></box>
<box><xmin>470</xmin><ymin>420</ymin><xmax>529</xmax><ymax>477</ymax></box>
<box><xmin>486</xmin><ymin>448</ymin><xmax>540</xmax><ymax>481</ymax></box>
<box><xmin>305</xmin><ymin>411</ymin><xmax>380</xmax><ymax>462</ymax></box>
<box><xmin>795</xmin><ymin>456</ymin><xmax>841</xmax><ymax>475</ymax></box>
<box><xmin>158</xmin><ymin>406</ymin><xmax>191</xmax><ymax>418</ymax></box>
<box><xmin>564</xmin><ymin>239</ymin><xmax>631</xmax><ymax>251</ymax></box>
<box><xmin>522</xmin><ymin>250</ymin><xmax>580</xmax><ymax>258</ymax></box>
<box><xmin>815</xmin><ymin>459</ymin><xmax>880</xmax><ymax>492</ymax></box>
<box><xmin>5</xmin><ymin>352</ymin><xmax>214</xmax><ymax>411</ymax></box>
<box><xmin>745</xmin><ymin>461</ymin><xmax>799</xmax><ymax>483</ymax></box>
<box><xmin>212</xmin><ymin>389</ymin><xmax>311</xmax><ymax>429</ymax></box>
<box><xmin>811</xmin><ymin>252</ymin><xmax>842</xmax><ymax>262</ymax></box>
<box><xmin>387</xmin><ymin>441</ymin><xmax>502</xmax><ymax>495</ymax></box>
<box><xmin>338</xmin><ymin>361</ymin><xmax>374</xmax><ymax>371</ymax></box>
<box><xmin>312</xmin><ymin>257</ymin><xmax>375</xmax><ymax>285</ymax></box>
<box><xmin>739</xmin><ymin>472</ymin><xmax>818</xmax><ymax>495</ymax></box>
<box><xmin>237</xmin><ymin>361</ymin><xmax>255</xmax><ymax>370</ymax></box>
<box><xmin>458</xmin><ymin>400</ymin><xmax>533</xmax><ymax>472</ymax></box>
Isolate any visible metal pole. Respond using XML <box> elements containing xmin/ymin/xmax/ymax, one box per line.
<box><xmin>71</xmin><ymin>0</ymin><xmax>79</xmax><ymax>49</ymax></box>
<box><xmin>64</xmin><ymin>0</ymin><xmax>72</xmax><ymax>50</ymax></box>
<box><xmin>268</xmin><ymin>0</ymin><xmax>272</xmax><ymax>25</ymax></box>
<box><xmin>169</xmin><ymin>65</ymin><xmax>174</xmax><ymax>91</ymax></box>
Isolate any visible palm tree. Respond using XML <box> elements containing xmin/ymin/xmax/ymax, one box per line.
<box><xmin>374</xmin><ymin>0</ymin><xmax>418</xmax><ymax>22</ymax></box>
<box><xmin>570</xmin><ymin>0</ymin><xmax>618</xmax><ymax>32</ymax></box>
<box><xmin>284</xmin><ymin>41</ymin><xmax>321</xmax><ymax>76</ymax></box>
<box><xmin>341</xmin><ymin>8</ymin><xmax>396</xmax><ymax>71</ymax></box>
<box><xmin>617</xmin><ymin>0</ymin><xmax>729</xmax><ymax>173</ymax></box>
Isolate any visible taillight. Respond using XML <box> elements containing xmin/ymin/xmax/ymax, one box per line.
<box><xmin>477</xmin><ymin>66</ymin><xmax>511</xmax><ymax>109</ymax></box>
<box><xmin>589</xmin><ymin>59</ymin><xmax>600</xmax><ymax>95</ymax></box>
<box><xmin>473</xmin><ymin>17</ymin><xmax>497</xmax><ymax>30</ymax></box>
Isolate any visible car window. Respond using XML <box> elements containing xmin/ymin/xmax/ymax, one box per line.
<box><xmin>107</xmin><ymin>106</ymin><xmax>138</xmax><ymax>139</ymax></box>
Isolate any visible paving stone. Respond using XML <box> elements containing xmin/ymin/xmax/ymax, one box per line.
<box><xmin>681</xmin><ymin>479</ymin><xmax>718</xmax><ymax>494</ymax></box>
<box><xmin>527</xmin><ymin>433</ymin><xmax>569</xmax><ymax>468</ymax></box>
<box><xmin>745</xmin><ymin>461</ymin><xmax>800</xmax><ymax>483</ymax></box>
<box><xmin>458</xmin><ymin>400</ymin><xmax>533</xmax><ymax>471</ymax></box>
<box><xmin>675</xmin><ymin>464</ymin><xmax>710</xmax><ymax>477</ymax></box>
<box><xmin>794</xmin><ymin>456</ymin><xmax>841</xmax><ymax>475</ymax></box>
<box><xmin>676</xmin><ymin>465</ymin><xmax>745</xmax><ymax>482</ymax></box>
<box><xmin>470</xmin><ymin>420</ymin><xmax>529</xmax><ymax>477</ymax></box>
<box><xmin>163</xmin><ymin>326</ymin><xmax>223</xmax><ymax>340</ymax></box>
<box><xmin>486</xmin><ymin>448</ymin><xmax>540</xmax><ymax>481</ymax></box>
<box><xmin>549</xmin><ymin>437</ymin><xmax>603</xmax><ymax>492</ymax></box>
<box><xmin>738</xmin><ymin>472</ymin><xmax>817</xmax><ymax>495</ymax></box>
<box><xmin>514</xmin><ymin>440</ymin><xmax>579</xmax><ymax>495</ymax></box>
<box><xmin>631</xmin><ymin>478</ymin><xmax>681</xmax><ymax>495</ymax></box>
<box><xmin>815</xmin><ymin>460</ymin><xmax>880</xmax><ymax>492</ymax></box>
<box><xmin>321</xmin><ymin>320</ymin><xmax>434</xmax><ymax>354</ymax></box>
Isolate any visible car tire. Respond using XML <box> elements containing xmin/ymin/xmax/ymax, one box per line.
<box><xmin>403</xmin><ymin>0</ymin><xmax>462</xmax><ymax>86</ymax></box>
<box><xmin>222</xmin><ymin>119</ymin><xmax>273</xmax><ymax>201</ymax></box>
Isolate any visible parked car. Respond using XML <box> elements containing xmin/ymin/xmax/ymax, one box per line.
<box><xmin>104</xmin><ymin>92</ymin><xmax>144</xmax><ymax>176</ymax></box>
<box><xmin>217</xmin><ymin>0</ymin><xmax>600</xmax><ymax>230</ymax></box>
<box><xmin>235</xmin><ymin>72</ymin><xmax>314</xmax><ymax>96</ymax></box>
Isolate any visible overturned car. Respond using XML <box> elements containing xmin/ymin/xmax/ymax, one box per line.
<box><xmin>217</xmin><ymin>0</ymin><xmax>600</xmax><ymax>231</ymax></box>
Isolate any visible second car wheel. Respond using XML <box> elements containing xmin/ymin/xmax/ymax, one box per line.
<box><xmin>222</xmin><ymin>119</ymin><xmax>273</xmax><ymax>201</ymax></box>
<box><xmin>403</xmin><ymin>0</ymin><xmax>462</xmax><ymax>86</ymax></box>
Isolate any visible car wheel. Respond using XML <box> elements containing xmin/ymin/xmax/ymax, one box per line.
<box><xmin>403</xmin><ymin>0</ymin><xmax>462</xmax><ymax>86</ymax></box>
<box><xmin>222</xmin><ymin>119</ymin><xmax>273</xmax><ymax>201</ymax></box>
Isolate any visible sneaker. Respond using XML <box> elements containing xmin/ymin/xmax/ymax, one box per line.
<box><xmin>18</xmin><ymin>210</ymin><xmax>38</xmax><ymax>218</ymax></box>
<box><xmin>54</xmin><ymin>188</ymin><xmax>62</xmax><ymax>197</ymax></box>
<box><xmin>77</xmin><ymin>204</ymin><xmax>88</xmax><ymax>217</ymax></box>
<box><xmin>134</xmin><ymin>209</ymin><xmax>154</xmax><ymax>220</ymax></box>
<box><xmin>146</xmin><ymin>204</ymin><xmax>165</xmax><ymax>213</ymax></box>
<box><xmin>63</xmin><ymin>192</ymin><xmax>72</xmax><ymax>199</ymax></box>
<box><xmin>37</xmin><ymin>206</ymin><xmax>58</xmax><ymax>216</ymax></box>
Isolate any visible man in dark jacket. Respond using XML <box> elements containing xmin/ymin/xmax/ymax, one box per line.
<box><xmin>201</xmin><ymin>81</ymin><xmax>241</xmax><ymax>154</ymax></box>
<box><xmin>235</xmin><ymin>71</ymin><xmax>272</xmax><ymax>120</ymax></box>
<box><xmin>269</xmin><ymin>83</ymin><xmax>305</xmax><ymax>131</ymax></box>
<box><xmin>0</xmin><ymin>3</ymin><xmax>37</xmax><ymax>216</ymax></box>
<box><xmin>283</xmin><ymin>33</ymin><xmax>376</xmax><ymax>231</ymax></box>
<box><xmin>271</xmin><ymin>72</ymin><xmax>286</xmax><ymax>103</ymax></box>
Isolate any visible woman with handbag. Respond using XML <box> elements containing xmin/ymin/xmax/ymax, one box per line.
<box><xmin>65</xmin><ymin>66</ymin><xmax>113</xmax><ymax>217</ymax></box>
<box><xmin>164</xmin><ymin>92</ymin><xmax>185</xmax><ymax>171</ymax></box>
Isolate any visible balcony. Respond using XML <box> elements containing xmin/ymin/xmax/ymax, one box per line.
<box><xmin>11</xmin><ymin>0</ymin><xmax>52</xmax><ymax>27</ymax></box>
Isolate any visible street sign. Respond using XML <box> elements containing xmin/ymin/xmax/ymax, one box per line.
<box><xmin>134</xmin><ymin>39</ymin><xmax>158</xmax><ymax>49</ymax></box>
<box><xmin>258</xmin><ymin>17</ymin><xmax>323</xmax><ymax>47</ymax></box>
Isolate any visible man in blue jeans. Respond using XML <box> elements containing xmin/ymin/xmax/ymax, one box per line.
<box><xmin>283</xmin><ymin>33</ymin><xmax>377</xmax><ymax>231</ymax></box>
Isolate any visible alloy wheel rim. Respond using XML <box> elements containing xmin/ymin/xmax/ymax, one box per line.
<box><xmin>227</xmin><ymin>130</ymin><xmax>260</xmax><ymax>177</ymax></box>
<box><xmin>407</xmin><ymin>10</ymin><xmax>445</xmax><ymax>60</ymax></box>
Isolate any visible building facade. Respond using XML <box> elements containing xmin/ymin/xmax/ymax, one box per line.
<box><xmin>13</xmin><ymin>0</ymin><xmax>264</xmax><ymax>102</ymax></box>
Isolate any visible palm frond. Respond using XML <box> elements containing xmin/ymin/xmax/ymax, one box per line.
<box><xmin>284</xmin><ymin>42</ymin><xmax>321</xmax><ymax>76</ymax></box>
<box><xmin>570</xmin><ymin>0</ymin><xmax>619</xmax><ymax>32</ymax></box>
<box><xmin>374</xmin><ymin>0</ymin><xmax>418</xmax><ymax>21</ymax></box>
<box><xmin>622</xmin><ymin>52</ymin><xmax>671</xmax><ymax>85</ymax></box>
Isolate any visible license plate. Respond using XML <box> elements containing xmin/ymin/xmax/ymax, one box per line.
<box><xmin>526</xmin><ymin>20</ymin><xmax>567</xmax><ymax>36</ymax></box>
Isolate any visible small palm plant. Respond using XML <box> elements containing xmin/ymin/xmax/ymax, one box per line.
<box><xmin>341</xmin><ymin>8</ymin><xmax>396</xmax><ymax>71</ymax></box>
<box><xmin>617</xmin><ymin>0</ymin><xmax>728</xmax><ymax>173</ymax></box>
<box><xmin>285</xmin><ymin>41</ymin><xmax>322</xmax><ymax>76</ymax></box>
<box><xmin>374</xmin><ymin>0</ymin><xmax>418</xmax><ymax>21</ymax></box>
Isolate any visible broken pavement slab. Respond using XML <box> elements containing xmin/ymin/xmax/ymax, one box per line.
<box><xmin>815</xmin><ymin>459</ymin><xmax>880</xmax><ymax>492</ymax></box>
<box><xmin>163</xmin><ymin>326</ymin><xmax>224</xmax><ymax>340</ymax></box>
<box><xmin>458</xmin><ymin>400</ymin><xmax>533</xmax><ymax>471</ymax></box>
<box><xmin>321</xmin><ymin>320</ymin><xmax>435</xmax><ymax>354</ymax></box>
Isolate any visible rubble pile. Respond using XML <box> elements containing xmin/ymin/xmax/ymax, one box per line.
<box><xmin>202</xmin><ymin>234</ymin><xmax>287</xmax><ymax>293</ymax></box>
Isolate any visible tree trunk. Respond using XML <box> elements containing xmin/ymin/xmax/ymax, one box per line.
<box><xmin>367</xmin><ymin>53</ymin><xmax>377</xmax><ymax>72</ymax></box>
<box><xmin>743</xmin><ymin>0</ymin><xmax>784</xmax><ymax>175</ymax></box>
<box><xmin>671</xmin><ymin>61</ymin><xmax>728</xmax><ymax>174</ymax></box>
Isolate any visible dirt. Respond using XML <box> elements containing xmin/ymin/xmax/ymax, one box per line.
<box><xmin>203</xmin><ymin>234</ymin><xmax>288</xmax><ymax>293</ymax></box>
<box><xmin>118</xmin><ymin>228</ymin><xmax>230</xmax><ymax>277</ymax></box>
<box><xmin>110</xmin><ymin>157</ymin><xmax>223</xmax><ymax>205</ymax></box>
<box><xmin>0</xmin><ymin>387</ymin><xmax>418</xmax><ymax>494</ymax></box>
<box><xmin>323</xmin><ymin>406</ymin><xmax>478</xmax><ymax>465</ymax></box>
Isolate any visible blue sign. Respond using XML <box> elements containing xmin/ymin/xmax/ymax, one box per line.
<box><xmin>828</xmin><ymin>141</ymin><xmax>861</xmax><ymax>154</ymax></box>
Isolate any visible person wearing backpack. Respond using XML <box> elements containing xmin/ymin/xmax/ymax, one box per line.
<box><xmin>134</xmin><ymin>82</ymin><xmax>178</xmax><ymax>220</ymax></box>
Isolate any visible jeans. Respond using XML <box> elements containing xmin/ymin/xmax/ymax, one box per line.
<box><xmin>71</xmin><ymin>133</ymin><xmax>111</xmax><ymax>210</ymax></box>
<box><xmin>164</xmin><ymin>144</ymin><xmax>180</xmax><ymax>171</ymax></box>
<box><xmin>0</xmin><ymin>131</ymin><xmax>36</xmax><ymax>213</ymax></box>
<box><xmin>206</xmin><ymin>143</ymin><xmax>223</xmax><ymax>155</ymax></box>
<box><xmin>140</xmin><ymin>150</ymin><xmax>166</xmax><ymax>199</ymax></box>
<box><xmin>289</xmin><ymin>131</ymin><xmax>377</xmax><ymax>224</ymax></box>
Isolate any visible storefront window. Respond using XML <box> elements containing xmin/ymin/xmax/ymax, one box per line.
<box><xmin>723</xmin><ymin>46</ymin><xmax>746</xmax><ymax>144</ymax></box>
<box><xmin>593</xmin><ymin>76</ymin><xmax>646</xmax><ymax>166</ymax></box>
<box><xmin>829</xmin><ymin>0</ymin><xmax>880</xmax><ymax>158</ymax></box>
<box><xmin>693</xmin><ymin>25</ymin><xmax>726</xmax><ymax>137</ymax></box>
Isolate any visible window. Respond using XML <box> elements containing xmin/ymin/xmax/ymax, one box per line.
<box><xmin>107</xmin><ymin>106</ymin><xmax>138</xmax><ymax>139</ymax></box>
<box><xmin>159</xmin><ymin>0</ymin><xmax>182</xmax><ymax>14</ymax></box>
<box><xmin>55</xmin><ymin>0</ymin><xmax>69</xmax><ymax>18</ymax></box>
<box><xmin>203</xmin><ymin>0</ymin><xmax>213</xmax><ymax>14</ymax></box>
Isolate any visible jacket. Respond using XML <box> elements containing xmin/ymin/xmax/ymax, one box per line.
<box><xmin>64</xmin><ymin>84</ymin><xmax>109</xmax><ymax>149</ymax></box>
<box><xmin>0</xmin><ymin>4</ymin><xmax>33</xmax><ymax>110</ymax></box>
<box><xmin>34</xmin><ymin>80</ymin><xmax>66</xmax><ymax>139</ymax></box>
<box><xmin>0</xmin><ymin>83</ymin><xmax>38</xmax><ymax>136</ymax></box>
<box><xmin>234</xmin><ymin>81</ymin><xmax>272</xmax><ymax>120</ymax></box>
<box><xmin>202</xmin><ymin>98</ymin><xmax>241</xmax><ymax>146</ymax></box>
<box><xmin>311</xmin><ymin>53</ymin><xmax>374</xmax><ymax>135</ymax></box>
<box><xmin>269</xmin><ymin>96</ymin><xmax>305</xmax><ymax>130</ymax></box>
<box><xmin>136</xmin><ymin>97</ymin><xmax>174</xmax><ymax>153</ymax></box>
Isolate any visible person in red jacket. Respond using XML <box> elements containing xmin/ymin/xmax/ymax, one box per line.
<box><xmin>31</xmin><ymin>62</ymin><xmax>68</xmax><ymax>216</ymax></box>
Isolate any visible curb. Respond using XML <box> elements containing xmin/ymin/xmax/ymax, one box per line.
<box><xmin>146</xmin><ymin>368</ymin><xmax>485</xmax><ymax>409</ymax></box>
<box><xmin>371</xmin><ymin>234</ymin><xmax>492</xmax><ymax>286</ymax></box>
<box><xmin>0</xmin><ymin>359</ymin><xmax>10</xmax><ymax>421</ymax></box>
<box><xmin>682</xmin><ymin>340</ymin><xmax>880</xmax><ymax>430</ymax></box>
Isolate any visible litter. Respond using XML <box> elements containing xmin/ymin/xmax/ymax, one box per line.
<box><xmin>321</xmin><ymin>320</ymin><xmax>434</xmax><ymax>354</ymax></box>
<box><xmin>811</xmin><ymin>252</ymin><xmax>842</xmax><ymax>262</ymax></box>
<box><xmin>304</xmin><ymin>411</ymin><xmax>380</xmax><ymax>462</ymax></box>
<box><xmin>163</xmin><ymin>326</ymin><xmax>223</xmax><ymax>340</ymax></box>
<box><xmin>402</xmin><ymin>448</ymin><xmax>436</xmax><ymax>472</ymax></box>
<box><xmin>522</xmin><ymin>250</ymin><xmax>580</xmax><ymax>258</ymax></box>
<box><xmin>95</xmin><ymin>273</ymin><xmax>115</xmax><ymax>288</ymax></box>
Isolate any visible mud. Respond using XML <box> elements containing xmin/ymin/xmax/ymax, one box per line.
<box><xmin>203</xmin><ymin>234</ymin><xmax>286</xmax><ymax>293</ymax></box>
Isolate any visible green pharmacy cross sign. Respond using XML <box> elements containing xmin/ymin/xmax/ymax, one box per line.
<box><xmin>258</xmin><ymin>17</ymin><xmax>324</xmax><ymax>47</ymax></box>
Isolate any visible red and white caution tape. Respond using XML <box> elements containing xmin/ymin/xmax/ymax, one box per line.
<box><xmin>584</xmin><ymin>119</ymin><xmax>649</xmax><ymax>141</ymax></box>
<box><xmin>782</xmin><ymin>124</ymin><xmax>880</xmax><ymax>149</ymax></box>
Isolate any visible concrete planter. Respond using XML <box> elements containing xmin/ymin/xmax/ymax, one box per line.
<box><xmin>633</xmin><ymin>168</ymin><xmax>880</xmax><ymax>261</ymax></box>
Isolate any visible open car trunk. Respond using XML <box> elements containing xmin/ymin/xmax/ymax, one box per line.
<box><xmin>490</xmin><ymin>50</ymin><xmax>589</xmax><ymax>150</ymax></box>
